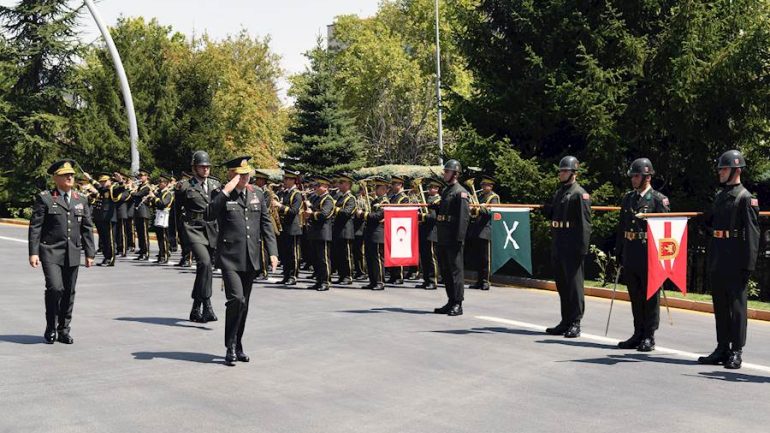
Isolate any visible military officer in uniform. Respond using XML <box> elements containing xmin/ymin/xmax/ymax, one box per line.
<box><xmin>273</xmin><ymin>168</ymin><xmax>303</xmax><ymax>285</ymax></box>
<box><xmin>468</xmin><ymin>174</ymin><xmax>500</xmax><ymax>291</ymax></box>
<box><xmin>304</xmin><ymin>175</ymin><xmax>335</xmax><ymax>291</ymax></box>
<box><xmin>432</xmin><ymin>160</ymin><xmax>471</xmax><ymax>316</ymax></box>
<box><xmin>358</xmin><ymin>176</ymin><xmax>389</xmax><ymax>291</ymax></box>
<box><xmin>178</xmin><ymin>151</ymin><xmax>220</xmax><ymax>323</ymax></box>
<box><xmin>698</xmin><ymin>150</ymin><xmax>760</xmax><ymax>370</ymax></box>
<box><xmin>131</xmin><ymin>169</ymin><xmax>152</xmax><ymax>261</ymax></box>
<box><xmin>206</xmin><ymin>156</ymin><xmax>278</xmax><ymax>366</ymax></box>
<box><xmin>332</xmin><ymin>174</ymin><xmax>357</xmax><ymax>285</ymax></box>
<box><xmin>28</xmin><ymin>160</ymin><xmax>96</xmax><ymax>344</ymax></box>
<box><xmin>387</xmin><ymin>175</ymin><xmax>409</xmax><ymax>285</ymax></box>
<box><xmin>616</xmin><ymin>158</ymin><xmax>669</xmax><ymax>351</ymax></box>
<box><xmin>150</xmin><ymin>174</ymin><xmax>175</xmax><ymax>264</ymax></box>
<box><xmin>417</xmin><ymin>178</ymin><xmax>441</xmax><ymax>290</ymax></box>
<box><xmin>543</xmin><ymin>156</ymin><xmax>592</xmax><ymax>338</ymax></box>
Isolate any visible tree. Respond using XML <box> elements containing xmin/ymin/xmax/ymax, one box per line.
<box><xmin>0</xmin><ymin>0</ymin><xmax>82</xmax><ymax>212</ymax></box>
<box><xmin>284</xmin><ymin>41</ymin><xmax>364</xmax><ymax>174</ymax></box>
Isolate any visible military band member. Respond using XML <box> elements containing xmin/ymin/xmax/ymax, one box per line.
<box><xmin>616</xmin><ymin>158</ymin><xmax>669</xmax><ymax>352</ymax></box>
<box><xmin>353</xmin><ymin>187</ymin><xmax>368</xmax><ymax>280</ymax></box>
<box><xmin>332</xmin><ymin>174</ymin><xmax>357</xmax><ymax>285</ymax></box>
<box><xmin>432</xmin><ymin>160</ymin><xmax>470</xmax><ymax>316</ymax></box>
<box><xmin>131</xmin><ymin>169</ymin><xmax>152</xmax><ymax>261</ymax></box>
<box><xmin>273</xmin><ymin>168</ymin><xmax>303</xmax><ymax>285</ymax></box>
<box><xmin>205</xmin><ymin>156</ymin><xmax>278</xmax><ymax>366</ymax></box>
<box><xmin>252</xmin><ymin>170</ymin><xmax>272</xmax><ymax>280</ymax></box>
<box><xmin>698</xmin><ymin>150</ymin><xmax>760</xmax><ymax>370</ymax></box>
<box><xmin>150</xmin><ymin>174</ymin><xmax>175</xmax><ymax>264</ymax></box>
<box><xmin>468</xmin><ymin>174</ymin><xmax>500</xmax><ymax>291</ymax></box>
<box><xmin>417</xmin><ymin>178</ymin><xmax>441</xmax><ymax>290</ymax></box>
<box><xmin>387</xmin><ymin>175</ymin><xmax>409</xmax><ymax>285</ymax></box>
<box><xmin>29</xmin><ymin>160</ymin><xmax>96</xmax><ymax>344</ymax></box>
<box><xmin>167</xmin><ymin>174</ymin><xmax>179</xmax><ymax>253</ymax></box>
<box><xmin>304</xmin><ymin>175</ymin><xmax>335</xmax><ymax>291</ymax></box>
<box><xmin>174</xmin><ymin>172</ymin><xmax>193</xmax><ymax>267</ymax></box>
<box><xmin>358</xmin><ymin>176</ymin><xmax>389</xmax><ymax>291</ymax></box>
<box><xmin>114</xmin><ymin>173</ymin><xmax>132</xmax><ymax>257</ymax></box>
<box><xmin>543</xmin><ymin>156</ymin><xmax>592</xmax><ymax>338</ymax></box>
<box><xmin>178</xmin><ymin>151</ymin><xmax>220</xmax><ymax>323</ymax></box>
<box><xmin>89</xmin><ymin>172</ymin><xmax>121</xmax><ymax>266</ymax></box>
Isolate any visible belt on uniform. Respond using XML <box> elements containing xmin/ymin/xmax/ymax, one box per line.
<box><xmin>624</xmin><ymin>231</ymin><xmax>647</xmax><ymax>241</ymax></box>
<box><xmin>187</xmin><ymin>213</ymin><xmax>205</xmax><ymax>221</ymax></box>
<box><xmin>551</xmin><ymin>221</ymin><xmax>570</xmax><ymax>228</ymax></box>
<box><xmin>713</xmin><ymin>230</ymin><xmax>744</xmax><ymax>239</ymax></box>
<box><xmin>437</xmin><ymin>215</ymin><xmax>453</xmax><ymax>222</ymax></box>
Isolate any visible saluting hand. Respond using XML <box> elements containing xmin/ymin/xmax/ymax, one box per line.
<box><xmin>222</xmin><ymin>175</ymin><xmax>240</xmax><ymax>195</ymax></box>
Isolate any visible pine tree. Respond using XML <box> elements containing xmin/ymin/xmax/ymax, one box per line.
<box><xmin>284</xmin><ymin>41</ymin><xmax>364</xmax><ymax>174</ymax></box>
<box><xmin>0</xmin><ymin>0</ymin><xmax>82</xmax><ymax>208</ymax></box>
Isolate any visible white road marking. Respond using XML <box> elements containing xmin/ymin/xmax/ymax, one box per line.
<box><xmin>476</xmin><ymin>315</ymin><xmax>770</xmax><ymax>374</ymax></box>
<box><xmin>0</xmin><ymin>235</ymin><xmax>27</xmax><ymax>243</ymax></box>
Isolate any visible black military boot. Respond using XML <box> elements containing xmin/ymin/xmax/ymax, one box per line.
<box><xmin>434</xmin><ymin>302</ymin><xmax>452</xmax><ymax>314</ymax></box>
<box><xmin>637</xmin><ymin>337</ymin><xmax>655</xmax><ymax>352</ymax></box>
<box><xmin>201</xmin><ymin>299</ymin><xmax>218</xmax><ymax>322</ymax></box>
<box><xmin>724</xmin><ymin>349</ymin><xmax>743</xmax><ymax>369</ymax></box>
<box><xmin>698</xmin><ymin>347</ymin><xmax>730</xmax><ymax>365</ymax></box>
<box><xmin>56</xmin><ymin>332</ymin><xmax>74</xmax><ymax>344</ymax></box>
<box><xmin>545</xmin><ymin>324</ymin><xmax>568</xmax><ymax>336</ymax></box>
<box><xmin>189</xmin><ymin>299</ymin><xmax>203</xmax><ymax>322</ymax></box>
<box><xmin>235</xmin><ymin>345</ymin><xmax>250</xmax><ymax>363</ymax></box>
<box><xmin>448</xmin><ymin>303</ymin><xmax>464</xmax><ymax>316</ymax></box>
<box><xmin>43</xmin><ymin>291</ymin><xmax>57</xmax><ymax>344</ymax></box>
<box><xmin>564</xmin><ymin>323</ymin><xmax>581</xmax><ymax>338</ymax></box>
<box><xmin>617</xmin><ymin>334</ymin><xmax>643</xmax><ymax>349</ymax></box>
<box><xmin>225</xmin><ymin>345</ymin><xmax>237</xmax><ymax>367</ymax></box>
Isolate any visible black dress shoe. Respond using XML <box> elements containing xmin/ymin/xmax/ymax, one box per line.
<box><xmin>637</xmin><ymin>337</ymin><xmax>655</xmax><ymax>352</ymax></box>
<box><xmin>305</xmin><ymin>284</ymin><xmax>320</xmax><ymax>290</ymax></box>
<box><xmin>316</xmin><ymin>284</ymin><xmax>330</xmax><ymax>291</ymax></box>
<box><xmin>57</xmin><ymin>332</ymin><xmax>73</xmax><ymax>344</ymax></box>
<box><xmin>388</xmin><ymin>279</ymin><xmax>404</xmax><ymax>285</ymax></box>
<box><xmin>724</xmin><ymin>350</ymin><xmax>742</xmax><ymax>369</ymax></box>
<box><xmin>698</xmin><ymin>347</ymin><xmax>730</xmax><ymax>365</ymax></box>
<box><xmin>133</xmin><ymin>254</ymin><xmax>145</xmax><ymax>261</ymax></box>
<box><xmin>479</xmin><ymin>284</ymin><xmax>490</xmax><ymax>291</ymax></box>
<box><xmin>354</xmin><ymin>274</ymin><xmax>368</xmax><ymax>281</ymax></box>
<box><xmin>434</xmin><ymin>303</ymin><xmax>452</xmax><ymax>314</ymax></box>
<box><xmin>448</xmin><ymin>304</ymin><xmax>463</xmax><ymax>316</ymax></box>
<box><xmin>236</xmin><ymin>349</ymin><xmax>250</xmax><ymax>363</ymax></box>
<box><xmin>617</xmin><ymin>335</ymin><xmax>642</xmax><ymax>349</ymax></box>
<box><xmin>361</xmin><ymin>283</ymin><xmax>373</xmax><ymax>290</ymax></box>
<box><xmin>545</xmin><ymin>324</ymin><xmax>568</xmax><ymax>335</ymax></box>
<box><xmin>284</xmin><ymin>277</ymin><xmax>297</xmax><ymax>286</ymax></box>
<box><xmin>371</xmin><ymin>284</ymin><xmax>385</xmax><ymax>291</ymax></box>
<box><xmin>423</xmin><ymin>283</ymin><xmax>437</xmax><ymax>290</ymax></box>
<box><xmin>563</xmin><ymin>324</ymin><xmax>581</xmax><ymax>338</ymax></box>
<box><xmin>405</xmin><ymin>273</ymin><xmax>419</xmax><ymax>280</ymax></box>
<box><xmin>44</xmin><ymin>329</ymin><xmax>56</xmax><ymax>344</ymax></box>
<box><xmin>225</xmin><ymin>347</ymin><xmax>237</xmax><ymax>366</ymax></box>
<box><xmin>469</xmin><ymin>283</ymin><xmax>480</xmax><ymax>290</ymax></box>
<box><xmin>256</xmin><ymin>274</ymin><xmax>269</xmax><ymax>281</ymax></box>
<box><xmin>336</xmin><ymin>278</ymin><xmax>353</xmax><ymax>285</ymax></box>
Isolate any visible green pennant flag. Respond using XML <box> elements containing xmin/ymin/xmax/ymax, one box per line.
<box><xmin>491</xmin><ymin>208</ymin><xmax>532</xmax><ymax>275</ymax></box>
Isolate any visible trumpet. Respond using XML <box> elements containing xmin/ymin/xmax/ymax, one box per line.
<box><xmin>463</xmin><ymin>177</ymin><xmax>481</xmax><ymax>205</ymax></box>
<box><xmin>265</xmin><ymin>184</ymin><xmax>283</xmax><ymax>235</ymax></box>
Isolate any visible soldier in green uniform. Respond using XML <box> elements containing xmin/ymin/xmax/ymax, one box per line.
<box><xmin>468</xmin><ymin>174</ymin><xmax>500</xmax><ymax>291</ymax></box>
<box><xmin>150</xmin><ymin>174</ymin><xmax>175</xmax><ymax>264</ymax></box>
<box><xmin>251</xmin><ymin>170</ymin><xmax>272</xmax><ymax>280</ymax></box>
<box><xmin>304</xmin><ymin>175</ymin><xmax>335</xmax><ymax>291</ymax></box>
<box><xmin>113</xmin><ymin>173</ymin><xmax>132</xmax><ymax>257</ymax></box>
<box><xmin>28</xmin><ymin>160</ymin><xmax>96</xmax><ymax>344</ymax></box>
<box><xmin>131</xmin><ymin>169</ymin><xmax>152</xmax><ymax>261</ymax></box>
<box><xmin>698</xmin><ymin>150</ymin><xmax>760</xmax><ymax>370</ymax></box>
<box><xmin>353</xmin><ymin>186</ymin><xmax>368</xmax><ymax>281</ymax></box>
<box><xmin>174</xmin><ymin>172</ymin><xmax>193</xmax><ymax>267</ymax></box>
<box><xmin>387</xmin><ymin>175</ymin><xmax>409</xmax><ymax>285</ymax></box>
<box><xmin>332</xmin><ymin>174</ymin><xmax>358</xmax><ymax>285</ymax></box>
<box><xmin>358</xmin><ymin>176</ymin><xmax>389</xmax><ymax>291</ymax></box>
<box><xmin>543</xmin><ymin>156</ymin><xmax>592</xmax><ymax>338</ymax></box>
<box><xmin>89</xmin><ymin>172</ymin><xmax>122</xmax><ymax>267</ymax></box>
<box><xmin>178</xmin><ymin>151</ymin><xmax>220</xmax><ymax>323</ymax></box>
<box><xmin>432</xmin><ymin>160</ymin><xmax>471</xmax><ymax>316</ymax></box>
<box><xmin>273</xmin><ymin>168</ymin><xmax>303</xmax><ymax>285</ymax></box>
<box><xmin>205</xmin><ymin>156</ymin><xmax>278</xmax><ymax>366</ymax></box>
<box><xmin>417</xmin><ymin>178</ymin><xmax>442</xmax><ymax>290</ymax></box>
<box><xmin>616</xmin><ymin>158</ymin><xmax>669</xmax><ymax>352</ymax></box>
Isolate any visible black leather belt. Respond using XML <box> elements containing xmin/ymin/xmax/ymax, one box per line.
<box><xmin>551</xmin><ymin>221</ymin><xmax>570</xmax><ymax>228</ymax></box>
<box><xmin>624</xmin><ymin>231</ymin><xmax>647</xmax><ymax>241</ymax></box>
<box><xmin>437</xmin><ymin>215</ymin><xmax>453</xmax><ymax>222</ymax></box>
<box><xmin>713</xmin><ymin>230</ymin><xmax>744</xmax><ymax>239</ymax></box>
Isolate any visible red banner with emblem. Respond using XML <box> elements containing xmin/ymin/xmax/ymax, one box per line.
<box><xmin>384</xmin><ymin>207</ymin><xmax>419</xmax><ymax>267</ymax></box>
<box><xmin>646</xmin><ymin>217</ymin><xmax>688</xmax><ymax>299</ymax></box>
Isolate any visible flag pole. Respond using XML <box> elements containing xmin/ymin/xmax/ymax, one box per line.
<box><xmin>661</xmin><ymin>288</ymin><xmax>674</xmax><ymax>326</ymax></box>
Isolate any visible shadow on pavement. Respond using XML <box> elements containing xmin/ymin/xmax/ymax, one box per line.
<box><xmin>0</xmin><ymin>334</ymin><xmax>46</xmax><ymax>345</ymax></box>
<box><xmin>115</xmin><ymin>317</ymin><xmax>213</xmax><ymax>330</ymax></box>
<box><xmin>338</xmin><ymin>307</ymin><xmax>431</xmax><ymax>315</ymax></box>
<box><xmin>431</xmin><ymin>327</ymin><xmax>543</xmax><ymax>336</ymax></box>
<box><xmin>562</xmin><ymin>353</ymin><xmax>699</xmax><ymax>366</ymax></box>
<box><xmin>537</xmin><ymin>339</ymin><xmax>618</xmax><ymax>350</ymax></box>
<box><xmin>693</xmin><ymin>371</ymin><xmax>770</xmax><ymax>383</ymax></box>
<box><xmin>132</xmin><ymin>351</ymin><xmax>224</xmax><ymax>364</ymax></box>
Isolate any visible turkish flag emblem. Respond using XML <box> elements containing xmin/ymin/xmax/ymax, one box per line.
<box><xmin>646</xmin><ymin>217</ymin><xmax>688</xmax><ymax>299</ymax></box>
<box><xmin>384</xmin><ymin>207</ymin><xmax>419</xmax><ymax>267</ymax></box>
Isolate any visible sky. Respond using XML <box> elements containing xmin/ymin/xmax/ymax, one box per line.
<box><xmin>1</xmin><ymin>0</ymin><xmax>382</xmax><ymax>102</ymax></box>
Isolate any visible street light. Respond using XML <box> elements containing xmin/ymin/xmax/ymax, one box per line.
<box><xmin>434</xmin><ymin>0</ymin><xmax>444</xmax><ymax>166</ymax></box>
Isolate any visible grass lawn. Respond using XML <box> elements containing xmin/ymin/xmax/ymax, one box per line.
<box><xmin>585</xmin><ymin>279</ymin><xmax>770</xmax><ymax>312</ymax></box>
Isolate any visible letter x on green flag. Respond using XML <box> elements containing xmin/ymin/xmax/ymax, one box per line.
<box><xmin>491</xmin><ymin>208</ymin><xmax>532</xmax><ymax>275</ymax></box>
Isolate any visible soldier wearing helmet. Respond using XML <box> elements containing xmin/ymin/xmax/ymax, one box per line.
<box><xmin>616</xmin><ymin>158</ymin><xmax>670</xmax><ymax>352</ymax></box>
<box><xmin>698</xmin><ymin>150</ymin><xmax>760</xmax><ymax>370</ymax></box>
<box><xmin>543</xmin><ymin>156</ymin><xmax>592</xmax><ymax>338</ymax></box>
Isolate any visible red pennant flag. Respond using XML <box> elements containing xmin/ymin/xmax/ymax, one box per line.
<box><xmin>384</xmin><ymin>207</ymin><xmax>419</xmax><ymax>267</ymax></box>
<box><xmin>646</xmin><ymin>217</ymin><xmax>689</xmax><ymax>300</ymax></box>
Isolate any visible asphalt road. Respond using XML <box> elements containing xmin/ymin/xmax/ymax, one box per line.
<box><xmin>1</xmin><ymin>222</ymin><xmax>769</xmax><ymax>433</ymax></box>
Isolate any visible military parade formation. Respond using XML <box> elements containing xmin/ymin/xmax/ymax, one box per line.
<box><xmin>27</xmin><ymin>149</ymin><xmax>760</xmax><ymax>369</ymax></box>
